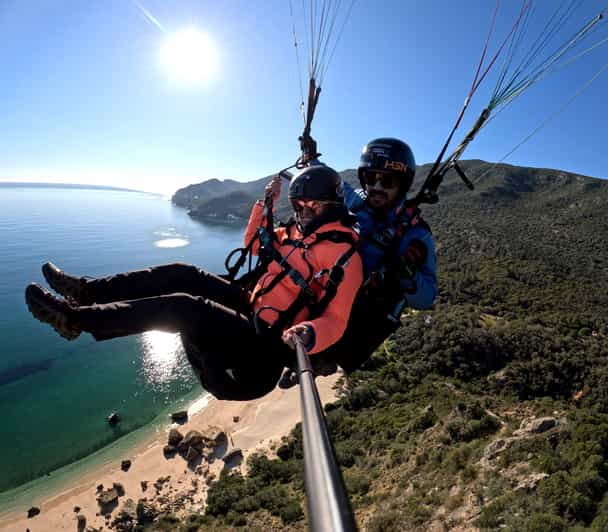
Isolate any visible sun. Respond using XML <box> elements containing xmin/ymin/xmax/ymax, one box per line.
<box><xmin>160</xmin><ymin>27</ymin><xmax>219</xmax><ymax>86</ymax></box>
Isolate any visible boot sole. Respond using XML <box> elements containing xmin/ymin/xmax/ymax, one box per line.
<box><xmin>25</xmin><ymin>283</ymin><xmax>80</xmax><ymax>340</ymax></box>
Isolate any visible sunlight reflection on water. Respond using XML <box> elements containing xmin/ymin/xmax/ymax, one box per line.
<box><xmin>139</xmin><ymin>331</ymin><xmax>187</xmax><ymax>387</ymax></box>
<box><xmin>153</xmin><ymin>227</ymin><xmax>190</xmax><ymax>248</ymax></box>
<box><xmin>154</xmin><ymin>238</ymin><xmax>189</xmax><ymax>248</ymax></box>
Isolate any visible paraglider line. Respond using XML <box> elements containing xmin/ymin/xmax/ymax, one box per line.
<box><xmin>499</xmin><ymin>60</ymin><xmax>608</xmax><ymax>163</ymax></box>
<box><xmin>132</xmin><ymin>0</ymin><xmax>166</xmax><ymax>33</ymax></box>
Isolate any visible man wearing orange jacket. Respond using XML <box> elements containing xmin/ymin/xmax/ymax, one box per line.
<box><xmin>24</xmin><ymin>165</ymin><xmax>363</xmax><ymax>400</ymax></box>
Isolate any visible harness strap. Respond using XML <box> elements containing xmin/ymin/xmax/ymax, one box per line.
<box><xmin>225</xmin><ymin>237</ymin><xmax>257</xmax><ymax>281</ymax></box>
<box><xmin>225</xmin><ymin>193</ymin><xmax>277</xmax><ymax>285</ymax></box>
<box><xmin>361</xmin><ymin>205</ymin><xmax>423</xmax><ymax>254</ymax></box>
<box><xmin>308</xmin><ymin>244</ymin><xmax>358</xmax><ymax>320</ymax></box>
<box><xmin>270</xmin><ymin>242</ymin><xmax>358</xmax><ymax>332</ymax></box>
<box><xmin>358</xmin><ymin>204</ymin><xmax>431</xmax><ymax>306</ymax></box>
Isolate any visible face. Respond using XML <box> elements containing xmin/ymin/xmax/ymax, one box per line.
<box><xmin>362</xmin><ymin>170</ymin><xmax>400</xmax><ymax>210</ymax></box>
<box><xmin>291</xmin><ymin>199</ymin><xmax>322</xmax><ymax>230</ymax></box>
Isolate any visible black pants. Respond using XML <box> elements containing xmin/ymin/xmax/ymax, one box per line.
<box><xmin>75</xmin><ymin>263</ymin><xmax>288</xmax><ymax>400</ymax></box>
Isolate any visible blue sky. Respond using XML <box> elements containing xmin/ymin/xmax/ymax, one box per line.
<box><xmin>1</xmin><ymin>0</ymin><xmax>606</xmax><ymax>194</ymax></box>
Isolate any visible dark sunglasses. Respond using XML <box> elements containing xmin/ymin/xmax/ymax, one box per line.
<box><xmin>362</xmin><ymin>170</ymin><xmax>400</xmax><ymax>189</ymax></box>
<box><xmin>291</xmin><ymin>200</ymin><xmax>316</xmax><ymax>213</ymax></box>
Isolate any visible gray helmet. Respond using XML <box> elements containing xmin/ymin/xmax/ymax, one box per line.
<box><xmin>288</xmin><ymin>164</ymin><xmax>344</xmax><ymax>203</ymax></box>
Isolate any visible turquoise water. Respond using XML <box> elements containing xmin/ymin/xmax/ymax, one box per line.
<box><xmin>0</xmin><ymin>186</ymin><xmax>243</xmax><ymax>493</ymax></box>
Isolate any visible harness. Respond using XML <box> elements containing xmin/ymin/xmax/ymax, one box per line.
<box><xmin>352</xmin><ymin>202</ymin><xmax>430</xmax><ymax>322</ymax></box>
<box><xmin>224</xmin><ymin>203</ymin><xmax>358</xmax><ymax>335</ymax></box>
<box><xmin>355</xmin><ymin>203</ymin><xmax>429</xmax><ymax>279</ymax></box>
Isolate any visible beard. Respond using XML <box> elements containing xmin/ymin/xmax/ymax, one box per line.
<box><xmin>368</xmin><ymin>191</ymin><xmax>390</xmax><ymax>207</ymax></box>
<box><xmin>295</xmin><ymin>209</ymin><xmax>315</xmax><ymax>233</ymax></box>
<box><xmin>368</xmin><ymin>190</ymin><xmax>388</xmax><ymax>200</ymax></box>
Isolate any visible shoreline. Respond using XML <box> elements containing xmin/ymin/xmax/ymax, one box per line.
<box><xmin>0</xmin><ymin>385</ymin><xmax>207</xmax><ymax>513</ymax></box>
<box><xmin>0</xmin><ymin>374</ymin><xmax>340</xmax><ymax>531</ymax></box>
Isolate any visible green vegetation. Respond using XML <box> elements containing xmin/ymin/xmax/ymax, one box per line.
<box><xmin>164</xmin><ymin>162</ymin><xmax>608</xmax><ymax>530</ymax></box>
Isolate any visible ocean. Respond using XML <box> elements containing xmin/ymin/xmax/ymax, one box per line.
<box><xmin>0</xmin><ymin>185</ymin><xmax>243</xmax><ymax>498</ymax></box>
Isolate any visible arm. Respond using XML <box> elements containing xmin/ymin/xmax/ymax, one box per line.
<box><xmin>397</xmin><ymin>228</ymin><xmax>437</xmax><ymax>310</ymax></box>
<box><xmin>243</xmin><ymin>175</ymin><xmax>283</xmax><ymax>255</ymax></box>
<box><xmin>243</xmin><ymin>201</ymin><xmax>264</xmax><ymax>255</ymax></box>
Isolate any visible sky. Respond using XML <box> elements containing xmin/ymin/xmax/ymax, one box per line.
<box><xmin>0</xmin><ymin>0</ymin><xmax>606</xmax><ymax>195</ymax></box>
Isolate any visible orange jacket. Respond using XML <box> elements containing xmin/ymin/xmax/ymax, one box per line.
<box><xmin>243</xmin><ymin>201</ymin><xmax>363</xmax><ymax>355</ymax></box>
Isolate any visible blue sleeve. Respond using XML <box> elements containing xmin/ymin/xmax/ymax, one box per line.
<box><xmin>399</xmin><ymin>228</ymin><xmax>437</xmax><ymax>310</ymax></box>
<box><xmin>343</xmin><ymin>181</ymin><xmax>366</xmax><ymax>212</ymax></box>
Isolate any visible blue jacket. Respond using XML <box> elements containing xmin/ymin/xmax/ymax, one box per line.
<box><xmin>344</xmin><ymin>181</ymin><xmax>437</xmax><ymax>310</ymax></box>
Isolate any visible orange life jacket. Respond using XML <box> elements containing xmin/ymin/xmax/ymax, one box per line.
<box><xmin>242</xmin><ymin>202</ymin><xmax>363</xmax><ymax>354</ymax></box>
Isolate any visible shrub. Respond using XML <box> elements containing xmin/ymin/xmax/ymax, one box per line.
<box><xmin>345</xmin><ymin>470</ymin><xmax>371</xmax><ymax>496</ymax></box>
<box><xmin>278</xmin><ymin>501</ymin><xmax>304</xmax><ymax>523</ymax></box>
<box><xmin>276</xmin><ymin>443</ymin><xmax>293</xmax><ymax>461</ymax></box>
<box><xmin>225</xmin><ymin>510</ymin><xmax>247</xmax><ymax>526</ymax></box>
<box><xmin>523</xmin><ymin>513</ymin><xmax>566</xmax><ymax>532</ymax></box>
<box><xmin>366</xmin><ymin>510</ymin><xmax>402</xmax><ymax>532</ymax></box>
<box><xmin>247</xmin><ymin>453</ymin><xmax>298</xmax><ymax>484</ymax></box>
<box><xmin>476</xmin><ymin>495</ymin><xmax>513</xmax><ymax>529</ymax></box>
<box><xmin>205</xmin><ymin>472</ymin><xmax>253</xmax><ymax>516</ymax></box>
<box><xmin>537</xmin><ymin>472</ymin><xmax>596</xmax><ymax>523</ymax></box>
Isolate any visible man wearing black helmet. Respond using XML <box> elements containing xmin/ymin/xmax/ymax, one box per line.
<box><xmin>338</xmin><ymin>137</ymin><xmax>437</xmax><ymax>370</ymax></box>
<box><xmin>24</xmin><ymin>165</ymin><xmax>363</xmax><ymax>401</ymax></box>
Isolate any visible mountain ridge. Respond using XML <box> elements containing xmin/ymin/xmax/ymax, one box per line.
<box><xmin>171</xmin><ymin>160</ymin><xmax>606</xmax><ymax>223</ymax></box>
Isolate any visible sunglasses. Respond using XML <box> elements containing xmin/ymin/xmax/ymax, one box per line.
<box><xmin>362</xmin><ymin>170</ymin><xmax>400</xmax><ymax>189</ymax></box>
<box><xmin>291</xmin><ymin>200</ymin><xmax>317</xmax><ymax>213</ymax></box>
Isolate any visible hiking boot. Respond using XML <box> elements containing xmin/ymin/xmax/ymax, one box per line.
<box><xmin>42</xmin><ymin>262</ymin><xmax>92</xmax><ymax>305</ymax></box>
<box><xmin>277</xmin><ymin>368</ymin><xmax>298</xmax><ymax>390</ymax></box>
<box><xmin>277</xmin><ymin>358</ymin><xmax>338</xmax><ymax>390</ymax></box>
<box><xmin>25</xmin><ymin>283</ymin><xmax>81</xmax><ymax>340</ymax></box>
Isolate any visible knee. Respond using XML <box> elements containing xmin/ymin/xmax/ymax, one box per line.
<box><xmin>160</xmin><ymin>262</ymin><xmax>198</xmax><ymax>274</ymax></box>
<box><xmin>161</xmin><ymin>293</ymin><xmax>205</xmax><ymax>316</ymax></box>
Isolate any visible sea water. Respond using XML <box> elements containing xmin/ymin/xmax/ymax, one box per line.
<box><xmin>0</xmin><ymin>185</ymin><xmax>243</xmax><ymax>497</ymax></box>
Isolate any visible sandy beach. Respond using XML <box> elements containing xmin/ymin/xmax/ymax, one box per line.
<box><xmin>1</xmin><ymin>375</ymin><xmax>340</xmax><ymax>532</ymax></box>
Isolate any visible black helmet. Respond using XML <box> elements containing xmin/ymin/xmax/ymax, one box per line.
<box><xmin>288</xmin><ymin>164</ymin><xmax>344</xmax><ymax>203</ymax></box>
<box><xmin>358</xmin><ymin>138</ymin><xmax>416</xmax><ymax>195</ymax></box>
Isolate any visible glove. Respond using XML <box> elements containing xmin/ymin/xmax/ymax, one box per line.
<box><xmin>264</xmin><ymin>174</ymin><xmax>282</xmax><ymax>202</ymax></box>
<box><xmin>398</xmin><ymin>239</ymin><xmax>428</xmax><ymax>279</ymax></box>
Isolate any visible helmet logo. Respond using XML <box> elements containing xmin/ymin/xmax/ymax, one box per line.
<box><xmin>384</xmin><ymin>160</ymin><xmax>407</xmax><ymax>172</ymax></box>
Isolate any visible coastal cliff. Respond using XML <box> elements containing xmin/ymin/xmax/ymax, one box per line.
<box><xmin>171</xmin><ymin>169</ymin><xmax>359</xmax><ymax>222</ymax></box>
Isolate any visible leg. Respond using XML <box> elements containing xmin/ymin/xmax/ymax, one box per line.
<box><xmin>25</xmin><ymin>284</ymin><xmax>287</xmax><ymax>401</ymax></box>
<box><xmin>76</xmin><ymin>292</ymin><xmax>249</xmax><ymax>341</ymax></box>
<box><xmin>333</xmin><ymin>316</ymin><xmax>398</xmax><ymax>373</ymax></box>
<box><xmin>44</xmin><ymin>262</ymin><xmax>248</xmax><ymax>312</ymax></box>
<box><xmin>77</xmin><ymin>292</ymin><xmax>289</xmax><ymax>398</ymax></box>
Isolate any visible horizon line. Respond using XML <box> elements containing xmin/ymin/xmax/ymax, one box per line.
<box><xmin>0</xmin><ymin>181</ymin><xmax>164</xmax><ymax>196</ymax></box>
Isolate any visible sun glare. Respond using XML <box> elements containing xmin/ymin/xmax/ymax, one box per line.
<box><xmin>139</xmin><ymin>330</ymin><xmax>183</xmax><ymax>385</ymax></box>
<box><xmin>160</xmin><ymin>27</ymin><xmax>219</xmax><ymax>86</ymax></box>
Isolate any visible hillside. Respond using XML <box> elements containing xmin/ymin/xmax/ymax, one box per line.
<box><xmin>162</xmin><ymin>162</ymin><xmax>608</xmax><ymax>531</ymax></box>
<box><xmin>172</xmin><ymin>169</ymin><xmax>359</xmax><ymax>222</ymax></box>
